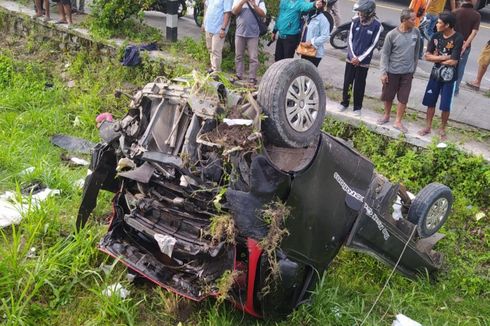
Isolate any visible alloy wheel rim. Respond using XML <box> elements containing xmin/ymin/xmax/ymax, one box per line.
<box><xmin>285</xmin><ymin>75</ymin><xmax>320</xmax><ymax>132</ymax></box>
<box><xmin>425</xmin><ymin>198</ymin><xmax>449</xmax><ymax>230</ymax></box>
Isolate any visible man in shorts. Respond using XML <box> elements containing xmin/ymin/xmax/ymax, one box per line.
<box><xmin>466</xmin><ymin>40</ymin><xmax>490</xmax><ymax>90</ymax></box>
<box><xmin>419</xmin><ymin>12</ymin><xmax>463</xmax><ymax>140</ymax></box>
<box><xmin>378</xmin><ymin>8</ymin><xmax>420</xmax><ymax>133</ymax></box>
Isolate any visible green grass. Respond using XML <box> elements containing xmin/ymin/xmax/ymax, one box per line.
<box><xmin>0</xmin><ymin>33</ymin><xmax>489</xmax><ymax>326</ymax></box>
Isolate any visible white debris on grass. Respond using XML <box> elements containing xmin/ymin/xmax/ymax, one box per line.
<box><xmin>223</xmin><ymin>118</ymin><xmax>253</xmax><ymax>126</ymax></box>
<box><xmin>70</xmin><ymin>157</ymin><xmax>90</xmax><ymax>166</ymax></box>
<box><xmin>392</xmin><ymin>314</ymin><xmax>422</xmax><ymax>326</ymax></box>
<box><xmin>475</xmin><ymin>212</ymin><xmax>486</xmax><ymax>221</ymax></box>
<box><xmin>102</xmin><ymin>283</ymin><xmax>130</xmax><ymax>299</ymax></box>
<box><xmin>75</xmin><ymin>178</ymin><xmax>85</xmax><ymax>189</ymax></box>
<box><xmin>0</xmin><ymin>188</ymin><xmax>61</xmax><ymax>228</ymax></box>
<box><xmin>19</xmin><ymin>167</ymin><xmax>35</xmax><ymax>176</ymax></box>
<box><xmin>436</xmin><ymin>142</ymin><xmax>448</xmax><ymax>148</ymax></box>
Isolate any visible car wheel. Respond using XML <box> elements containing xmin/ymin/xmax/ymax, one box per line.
<box><xmin>407</xmin><ymin>183</ymin><xmax>453</xmax><ymax>238</ymax></box>
<box><xmin>257</xmin><ymin>59</ymin><xmax>326</xmax><ymax>148</ymax></box>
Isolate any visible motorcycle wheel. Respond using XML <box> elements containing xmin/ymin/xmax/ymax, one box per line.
<box><xmin>329</xmin><ymin>24</ymin><xmax>350</xmax><ymax>50</ymax></box>
<box><xmin>178</xmin><ymin>0</ymin><xmax>187</xmax><ymax>18</ymax></box>
<box><xmin>193</xmin><ymin>0</ymin><xmax>204</xmax><ymax>27</ymax></box>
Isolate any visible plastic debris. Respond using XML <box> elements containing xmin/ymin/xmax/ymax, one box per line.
<box><xmin>392</xmin><ymin>192</ymin><xmax>415</xmax><ymax>221</ymax></box>
<box><xmin>70</xmin><ymin>157</ymin><xmax>90</xmax><ymax>166</ymax></box>
<box><xmin>154</xmin><ymin>233</ymin><xmax>177</xmax><ymax>257</ymax></box>
<box><xmin>0</xmin><ymin>188</ymin><xmax>61</xmax><ymax>228</ymax></box>
<box><xmin>223</xmin><ymin>118</ymin><xmax>253</xmax><ymax>126</ymax></box>
<box><xmin>26</xmin><ymin>247</ymin><xmax>37</xmax><ymax>259</ymax></box>
<box><xmin>75</xmin><ymin>178</ymin><xmax>85</xmax><ymax>189</ymax></box>
<box><xmin>475</xmin><ymin>212</ymin><xmax>486</xmax><ymax>221</ymax></box>
<box><xmin>102</xmin><ymin>283</ymin><xmax>130</xmax><ymax>299</ymax></box>
<box><xmin>436</xmin><ymin>142</ymin><xmax>448</xmax><ymax>148</ymax></box>
<box><xmin>19</xmin><ymin>167</ymin><xmax>35</xmax><ymax>176</ymax></box>
<box><xmin>392</xmin><ymin>314</ymin><xmax>422</xmax><ymax>326</ymax></box>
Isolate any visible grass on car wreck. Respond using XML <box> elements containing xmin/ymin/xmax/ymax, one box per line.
<box><xmin>77</xmin><ymin>59</ymin><xmax>454</xmax><ymax>319</ymax></box>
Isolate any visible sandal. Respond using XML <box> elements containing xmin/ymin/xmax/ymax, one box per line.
<box><xmin>465</xmin><ymin>81</ymin><xmax>480</xmax><ymax>91</ymax></box>
<box><xmin>54</xmin><ymin>20</ymin><xmax>68</xmax><ymax>24</ymax></box>
<box><xmin>437</xmin><ymin>129</ymin><xmax>447</xmax><ymax>141</ymax></box>
<box><xmin>393</xmin><ymin>124</ymin><xmax>408</xmax><ymax>133</ymax></box>
<box><xmin>418</xmin><ymin>128</ymin><xmax>431</xmax><ymax>136</ymax></box>
<box><xmin>376</xmin><ymin>117</ymin><xmax>390</xmax><ymax>125</ymax></box>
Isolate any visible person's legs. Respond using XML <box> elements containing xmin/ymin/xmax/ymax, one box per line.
<box><xmin>247</xmin><ymin>37</ymin><xmax>259</xmax><ymax>80</ymax></box>
<box><xmin>44</xmin><ymin>0</ymin><xmax>50</xmax><ymax>20</ymax></box>
<box><xmin>341</xmin><ymin>62</ymin><xmax>356</xmax><ymax>108</ymax></box>
<box><xmin>275</xmin><ymin>37</ymin><xmax>285</xmax><ymax>62</ymax></box>
<box><xmin>205</xmin><ymin>32</ymin><xmax>214</xmax><ymax>70</ymax></box>
<box><xmin>379</xmin><ymin>73</ymin><xmax>398</xmax><ymax>123</ymax></box>
<box><xmin>301</xmin><ymin>55</ymin><xmax>321</xmax><ymax>67</ymax></box>
<box><xmin>438</xmin><ymin>81</ymin><xmax>456</xmax><ymax>137</ymax></box>
<box><xmin>35</xmin><ymin>0</ymin><xmax>43</xmax><ymax>16</ymax></box>
<box><xmin>426</xmin><ymin>13</ymin><xmax>437</xmax><ymax>40</ymax></box>
<box><xmin>420</xmin><ymin>78</ymin><xmax>442</xmax><ymax>134</ymax></box>
<box><xmin>330</xmin><ymin>1</ymin><xmax>341</xmax><ymax>28</ymax></box>
<box><xmin>79</xmin><ymin>0</ymin><xmax>84</xmax><ymax>12</ymax></box>
<box><xmin>211</xmin><ymin>33</ymin><xmax>225</xmax><ymax>72</ymax></box>
<box><xmin>455</xmin><ymin>47</ymin><xmax>470</xmax><ymax>94</ymax></box>
<box><xmin>352</xmin><ymin>66</ymin><xmax>369</xmax><ymax>111</ymax></box>
<box><xmin>235</xmin><ymin>36</ymin><xmax>246</xmax><ymax>79</ymax></box>
<box><xmin>469</xmin><ymin>43</ymin><xmax>490</xmax><ymax>87</ymax></box>
<box><xmin>57</xmin><ymin>2</ymin><xmax>66</xmax><ymax>22</ymax></box>
<box><xmin>63</xmin><ymin>1</ymin><xmax>72</xmax><ymax>24</ymax></box>
<box><xmin>283</xmin><ymin>34</ymin><xmax>300</xmax><ymax>59</ymax></box>
<box><xmin>394</xmin><ymin>73</ymin><xmax>413</xmax><ymax>128</ymax></box>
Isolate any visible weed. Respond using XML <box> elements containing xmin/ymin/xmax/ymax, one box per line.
<box><xmin>259</xmin><ymin>200</ymin><xmax>291</xmax><ymax>294</ymax></box>
<box><xmin>208</xmin><ymin>214</ymin><xmax>236</xmax><ymax>245</ymax></box>
<box><xmin>215</xmin><ymin>270</ymin><xmax>239</xmax><ymax>304</ymax></box>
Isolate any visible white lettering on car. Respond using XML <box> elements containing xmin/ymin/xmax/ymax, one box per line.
<box><xmin>333</xmin><ymin>172</ymin><xmax>365</xmax><ymax>203</ymax></box>
<box><xmin>363</xmin><ymin>202</ymin><xmax>390</xmax><ymax>240</ymax></box>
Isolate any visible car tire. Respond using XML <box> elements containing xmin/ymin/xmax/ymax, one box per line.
<box><xmin>407</xmin><ymin>183</ymin><xmax>453</xmax><ymax>238</ymax></box>
<box><xmin>257</xmin><ymin>59</ymin><xmax>326</xmax><ymax>148</ymax></box>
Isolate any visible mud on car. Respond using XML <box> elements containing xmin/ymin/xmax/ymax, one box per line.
<box><xmin>78</xmin><ymin>59</ymin><xmax>453</xmax><ymax>318</ymax></box>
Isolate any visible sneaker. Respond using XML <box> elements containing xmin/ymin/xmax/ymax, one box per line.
<box><xmin>353</xmin><ymin>110</ymin><xmax>361</xmax><ymax>117</ymax></box>
<box><xmin>337</xmin><ymin>104</ymin><xmax>348</xmax><ymax>112</ymax></box>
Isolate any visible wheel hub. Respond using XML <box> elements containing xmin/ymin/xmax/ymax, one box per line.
<box><xmin>425</xmin><ymin>198</ymin><xmax>449</xmax><ymax>231</ymax></box>
<box><xmin>285</xmin><ymin>75</ymin><xmax>320</xmax><ymax>132</ymax></box>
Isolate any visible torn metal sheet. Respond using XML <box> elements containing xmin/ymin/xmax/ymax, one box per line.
<box><xmin>51</xmin><ymin>134</ymin><xmax>96</xmax><ymax>154</ymax></box>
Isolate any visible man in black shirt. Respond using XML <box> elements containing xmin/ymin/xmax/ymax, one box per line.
<box><xmin>418</xmin><ymin>12</ymin><xmax>463</xmax><ymax>140</ymax></box>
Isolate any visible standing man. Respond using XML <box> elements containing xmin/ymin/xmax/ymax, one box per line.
<box><xmin>203</xmin><ymin>0</ymin><xmax>233</xmax><ymax>73</ymax></box>
<box><xmin>466</xmin><ymin>40</ymin><xmax>490</xmax><ymax>90</ymax></box>
<box><xmin>338</xmin><ymin>0</ymin><xmax>383</xmax><ymax>116</ymax></box>
<box><xmin>272</xmin><ymin>0</ymin><xmax>314</xmax><ymax>62</ymax></box>
<box><xmin>232</xmin><ymin>0</ymin><xmax>267</xmax><ymax>84</ymax></box>
<box><xmin>378</xmin><ymin>8</ymin><xmax>420</xmax><ymax>133</ymax></box>
<box><xmin>419</xmin><ymin>12</ymin><xmax>463</xmax><ymax>140</ymax></box>
<box><xmin>453</xmin><ymin>0</ymin><xmax>480</xmax><ymax>95</ymax></box>
<box><xmin>425</xmin><ymin>0</ymin><xmax>446</xmax><ymax>40</ymax></box>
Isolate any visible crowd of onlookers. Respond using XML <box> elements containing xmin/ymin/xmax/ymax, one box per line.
<box><xmin>34</xmin><ymin>0</ymin><xmax>85</xmax><ymax>25</ymax></box>
<box><xmin>202</xmin><ymin>0</ymin><xmax>489</xmax><ymax>140</ymax></box>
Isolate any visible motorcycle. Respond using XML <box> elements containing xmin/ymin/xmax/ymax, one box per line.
<box><xmin>329</xmin><ymin>19</ymin><xmax>396</xmax><ymax>51</ymax></box>
<box><xmin>149</xmin><ymin>0</ymin><xmax>188</xmax><ymax>18</ymax></box>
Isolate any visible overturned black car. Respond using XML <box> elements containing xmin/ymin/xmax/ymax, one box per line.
<box><xmin>78</xmin><ymin>59</ymin><xmax>453</xmax><ymax>318</ymax></box>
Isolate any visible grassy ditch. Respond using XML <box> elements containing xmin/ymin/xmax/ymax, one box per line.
<box><xmin>0</xmin><ymin>33</ymin><xmax>489</xmax><ymax>326</ymax></box>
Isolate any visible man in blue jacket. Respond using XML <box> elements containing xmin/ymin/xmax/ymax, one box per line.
<box><xmin>338</xmin><ymin>0</ymin><xmax>383</xmax><ymax>116</ymax></box>
<box><xmin>272</xmin><ymin>0</ymin><xmax>314</xmax><ymax>61</ymax></box>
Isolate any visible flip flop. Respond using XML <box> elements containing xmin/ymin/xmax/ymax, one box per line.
<box><xmin>418</xmin><ymin>128</ymin><xmax>431</xmax><ymax>136</ymax></box>
<box><xmin>393</xmin><ymin>124</ymin><xmax>408</xmax><ymax>133</ymax></box>
<box><xmin>465</xmin><ymin>81</ymin><xmax>480</xmax><ymax>91</ymax></box>
<box><xmin>376</xmin><ymin>117</ymin><xmax>390</xmax><ymax>125</ymax></box>
<box><xmin>437</xmin><ymin>129</ymin><xmax>447</xmax><ymax>141</ymax></box>
<box><xmin>54</xmin><ymin>20</ymin><xmax>68</xmax><ymax>24</ymax></box>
